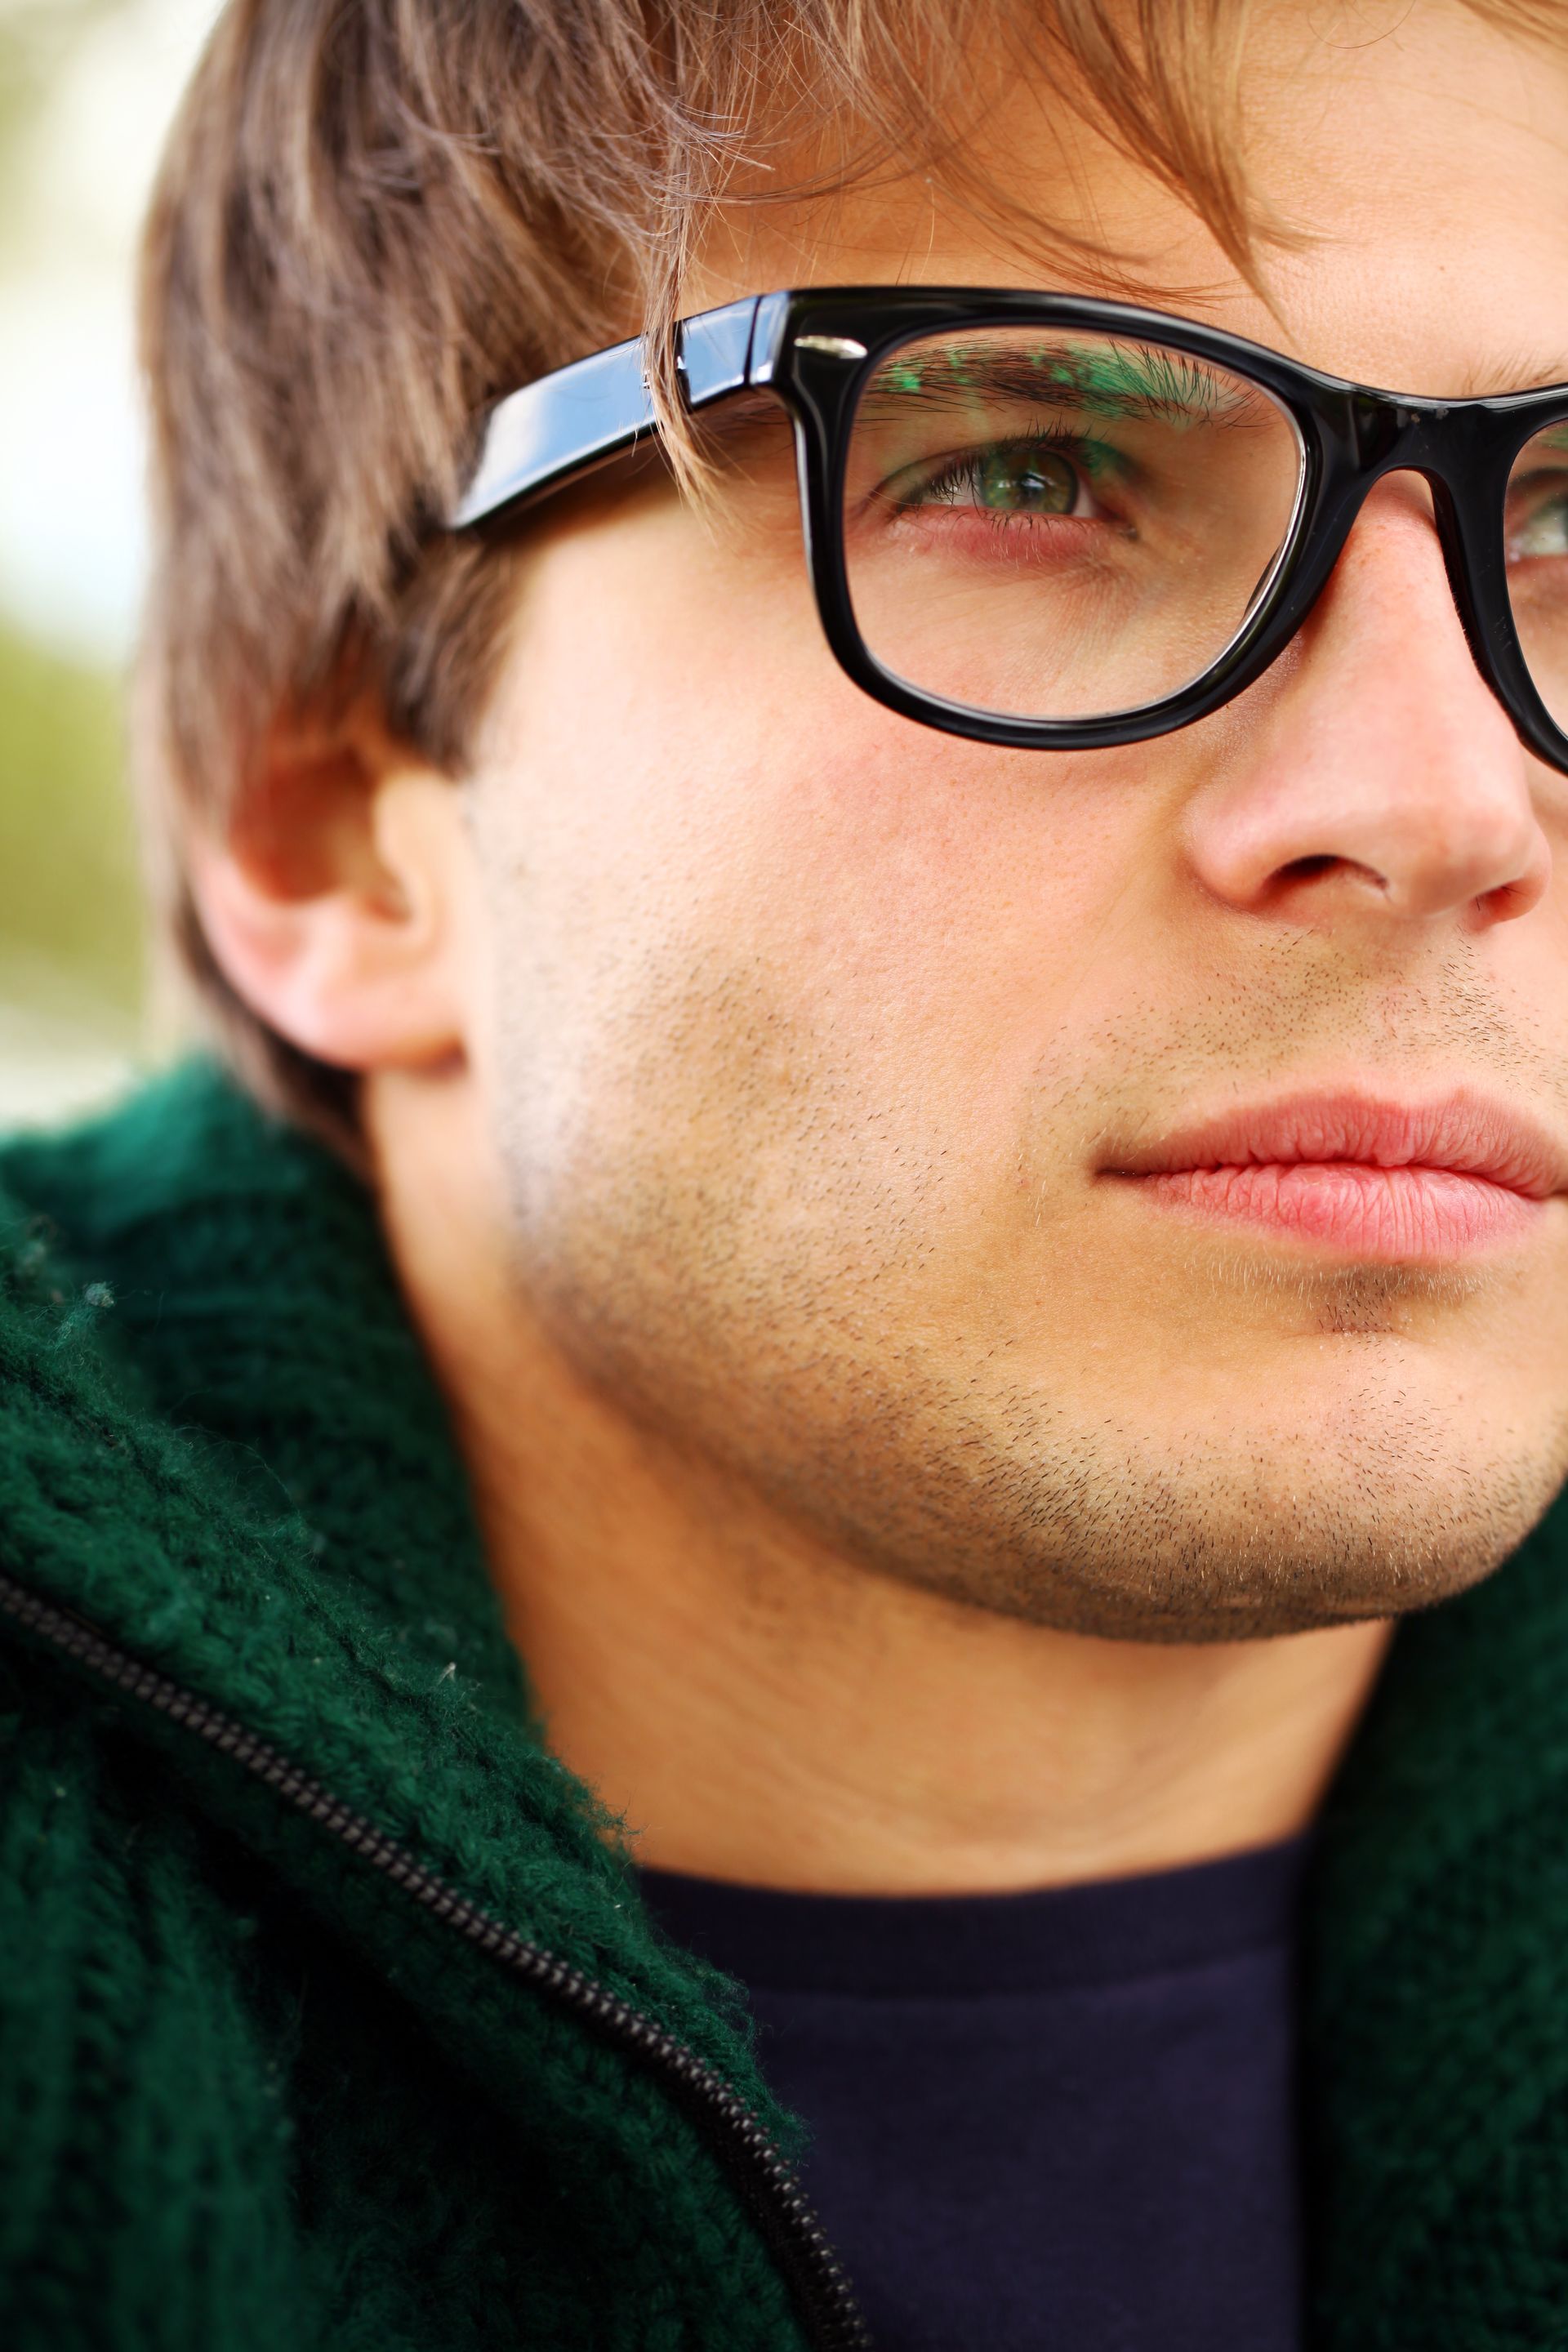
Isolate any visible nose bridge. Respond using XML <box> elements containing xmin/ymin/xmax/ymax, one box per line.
<box><xmin>1269</xmin><ymin>395</ymin><xmax>1481</xmax><ymax>708</ymax></box>
<box><xmin>1339</xmin><ymin>395</ymin><xmax>1503</xmax><ymax>679</ymax></box>
<box><xmin>1298</xmin><ymin>474</ymin><xmax>1494</xmax><ymax>749</ymax></box>
<box><xmin>1315</xmin><ymin>453</ymin><xmax>1470</xmax><ymax>688</ymax></box>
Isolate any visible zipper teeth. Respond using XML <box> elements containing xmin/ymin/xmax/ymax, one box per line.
<box><xmin>0</xmin><ymin>1567</ymin><xmax>869</xmax><ymax>2352</ymax></box>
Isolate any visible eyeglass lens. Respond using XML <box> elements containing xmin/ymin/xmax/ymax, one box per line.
<box><xmin>841</xmin><ymin>327</ymin><xmax>1306</xmax><ymax>724</ymax></box>
<box><xmin>1507</xmin><ymin>421</ymin><xmax>1568</xmax><ymax>733</ymax></box>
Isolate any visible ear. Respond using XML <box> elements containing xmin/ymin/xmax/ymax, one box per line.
<box><xmin>187</xmin><ymin>704</ymin><xmax>476</xmax><ymax>1072</ymax></box>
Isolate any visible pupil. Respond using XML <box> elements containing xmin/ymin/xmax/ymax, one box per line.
<box><xmin>978</xmin><ymin>448</ymin><xmax>1076</xmax><ymax>514</ymax></box>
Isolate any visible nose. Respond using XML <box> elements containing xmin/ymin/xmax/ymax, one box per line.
<box><xmin>1182</xmin><ymin>480</ymin><xmax>1552</xmax><ymax>931</ymax></box>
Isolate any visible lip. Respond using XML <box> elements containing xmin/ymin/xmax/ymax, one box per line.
<box><xmin>1103</xmin><ymin>1089</ymin><xmax>1568</xmax><ymax>1261</ymax></box>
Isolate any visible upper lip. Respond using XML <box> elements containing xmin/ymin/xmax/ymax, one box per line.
<box><xmin>1103</xmin><ymin>1089</ymin><xmax>1568</xmax><ymax>1201</ymax></box>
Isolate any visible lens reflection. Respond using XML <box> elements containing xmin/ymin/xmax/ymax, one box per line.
<box><xmin>842</xmin><ymin>326</ymin><xmax>1305</xmax><ymax>723</ymax></box>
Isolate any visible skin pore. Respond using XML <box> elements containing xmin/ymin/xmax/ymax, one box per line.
<box><xmin>196</xmin><ymin>0</ymin><xmax>1568</xmax><ymax>1890</ymax></box>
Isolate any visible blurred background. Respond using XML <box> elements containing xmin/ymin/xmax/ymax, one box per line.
<box><xmin>0</xmin><ymin>0</ymin><xmax>219</xmax><ymax>1126</ymax></box>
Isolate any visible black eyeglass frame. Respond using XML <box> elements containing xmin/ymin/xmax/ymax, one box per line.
<box><xmin>451</xmin><ymin>287</ymin><xmax>1568</xmax><ymax>773</ymax></box>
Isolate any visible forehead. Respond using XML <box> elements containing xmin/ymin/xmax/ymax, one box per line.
<box><xmin>693</xmin><ymin>1</ymin><xmax>1568</xmax><ymax>402</ymax></box>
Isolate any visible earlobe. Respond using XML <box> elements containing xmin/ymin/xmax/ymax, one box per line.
<box><xmin>187</xmin><ymin>719</ymin><xmax>474</xmax><ymax>1074</ymax></box>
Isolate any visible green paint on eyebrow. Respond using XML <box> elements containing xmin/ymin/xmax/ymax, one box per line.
<box><xmin>862</xmin><ymin>337</ymin><xmax>1250</xmax><ymax>426</ymax></box>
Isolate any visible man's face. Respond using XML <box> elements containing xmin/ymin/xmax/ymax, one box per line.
<box><xmin>456</xmin><ymin>0</ymin><xmax>1568</xmax><ymax>1637</ymax></box>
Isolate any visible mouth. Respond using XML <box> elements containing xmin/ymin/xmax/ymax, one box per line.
<box><xmin>1102</xmin><ymin>1089</ymin><xmax>1567</xmax><ymax>1262</ymax></box>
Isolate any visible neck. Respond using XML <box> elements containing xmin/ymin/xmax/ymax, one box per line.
<box><xmin>371</xmin><ymin>1068</ymin><xmax>1392</xmax><ymax>1895</ymax></box>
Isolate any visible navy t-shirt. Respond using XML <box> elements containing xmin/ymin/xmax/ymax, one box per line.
<box><xmin>639</xmin><ymin>1840</ymin><xmax>1306</xmax><ymax>2352</ymax></box>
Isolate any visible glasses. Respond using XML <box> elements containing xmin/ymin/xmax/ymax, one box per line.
<box><xmin>452</xmin><ymin>288</ymin><xmax>1568</xmax><ymax>774</ymax></box>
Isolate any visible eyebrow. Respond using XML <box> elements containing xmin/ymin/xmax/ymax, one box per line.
<box><xmin>1450</xmin><ymin>354</ymin><xmax>1568</xmax><ymax>399</ymax></box>
<box><xmin>857</xmin><ymin>338</ymin><xmax>1256</xmax><ymax>426</ymax></box>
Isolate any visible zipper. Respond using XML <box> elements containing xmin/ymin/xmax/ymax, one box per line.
<box><xmin>0</xmin><ymin>1566</ymin><xmax>870</xmax><ymax>2352</ymax></box>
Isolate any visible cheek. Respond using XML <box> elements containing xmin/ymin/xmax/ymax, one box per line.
<box><xmin>467</xmin><ymin>517</ymin><xmax>1183</xmax><ymax>1278</ymax></box>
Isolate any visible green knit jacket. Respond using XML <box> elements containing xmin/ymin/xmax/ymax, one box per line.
<box><xmin>2</xmin><ymin>1062</ymin><xmax>1567</xmax><ymax>2351</ymax></box>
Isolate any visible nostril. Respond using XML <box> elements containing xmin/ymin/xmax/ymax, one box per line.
<box><xmin>1278</xmin><ymin>854</ymin><xmax>1340</xmax><ymax>883</ymax></box>
<box><xmin>1479</xmin><ymin>868</ymin><xmax>1548</xmax><ymax>924</ymax></box>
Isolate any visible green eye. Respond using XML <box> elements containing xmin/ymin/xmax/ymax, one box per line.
<box><xmin>900</xmin><ymin>441</ymin><xmax>1091</xmax><ymax>517</ymax></box>
<box><xmin>971</xmin><ymin>447</ymin><xmax>1080</xmax><ymax>514</ymax></box>
<box><xmin>1514</xmin><ymin>494</ymin><xmax>1568</xmax><ymax>558</ymax></box>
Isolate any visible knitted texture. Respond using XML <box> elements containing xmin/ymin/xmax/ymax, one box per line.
<box><xmin>1304</xmin><ymin>1506</ymin><xmax>1568</xmax><ymax>2348</ymax></box>
<box><xmin>0</xmin><ymin>1062</ymin><xmax>807</xmax><ymax>2352</ymax></box>
<box><xmin>4</xmin><ymin>1058</ymin><xmax>1568</xmax><ymax>2348</ymax></box>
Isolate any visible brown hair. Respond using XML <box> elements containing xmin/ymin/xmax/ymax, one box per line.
<box><xmin>134</xmin><ymin>0</ymin><xmax>1543</xmax><ymax>1150</ymax></box>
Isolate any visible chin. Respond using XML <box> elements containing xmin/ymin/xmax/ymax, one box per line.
<box><xmin>798</xmin><ymin>1351</ymin><xmax>1568</xmax><ymax>1646</ymax></box>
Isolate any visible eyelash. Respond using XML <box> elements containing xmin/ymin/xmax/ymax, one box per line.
<box><xmin>895</xmin><ymin>425</ymin><xmax>1116</xmax><ymax>513</ymax></box>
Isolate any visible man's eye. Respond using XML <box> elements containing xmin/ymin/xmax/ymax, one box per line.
<box><xmin>911</xmin><ymin>442</ymin><xmax>1095</xmax><ymax>519</ymax></box>
<box><xmin>1510</xmin><ymin>484</ymin><xmax>1568</xmax><ymax>559</ymax></box>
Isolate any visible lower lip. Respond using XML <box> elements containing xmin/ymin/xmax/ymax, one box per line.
<box><xmin>1126</xmin><ymin>1162</ymin><xmax>1544</xmax><ymax>1258</ymax></box>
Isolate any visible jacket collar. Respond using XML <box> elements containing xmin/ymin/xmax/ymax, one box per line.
<box><xmin>0</xmin><ymin>1058</ymin><xmax>808</xmax><ymax>2341</ymax></box>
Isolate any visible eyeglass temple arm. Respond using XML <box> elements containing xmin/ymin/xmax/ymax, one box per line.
<box><xmin>448</xmin><ymin>295</ymin><xmax>777</xmax><ymax>530</ymax></box>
